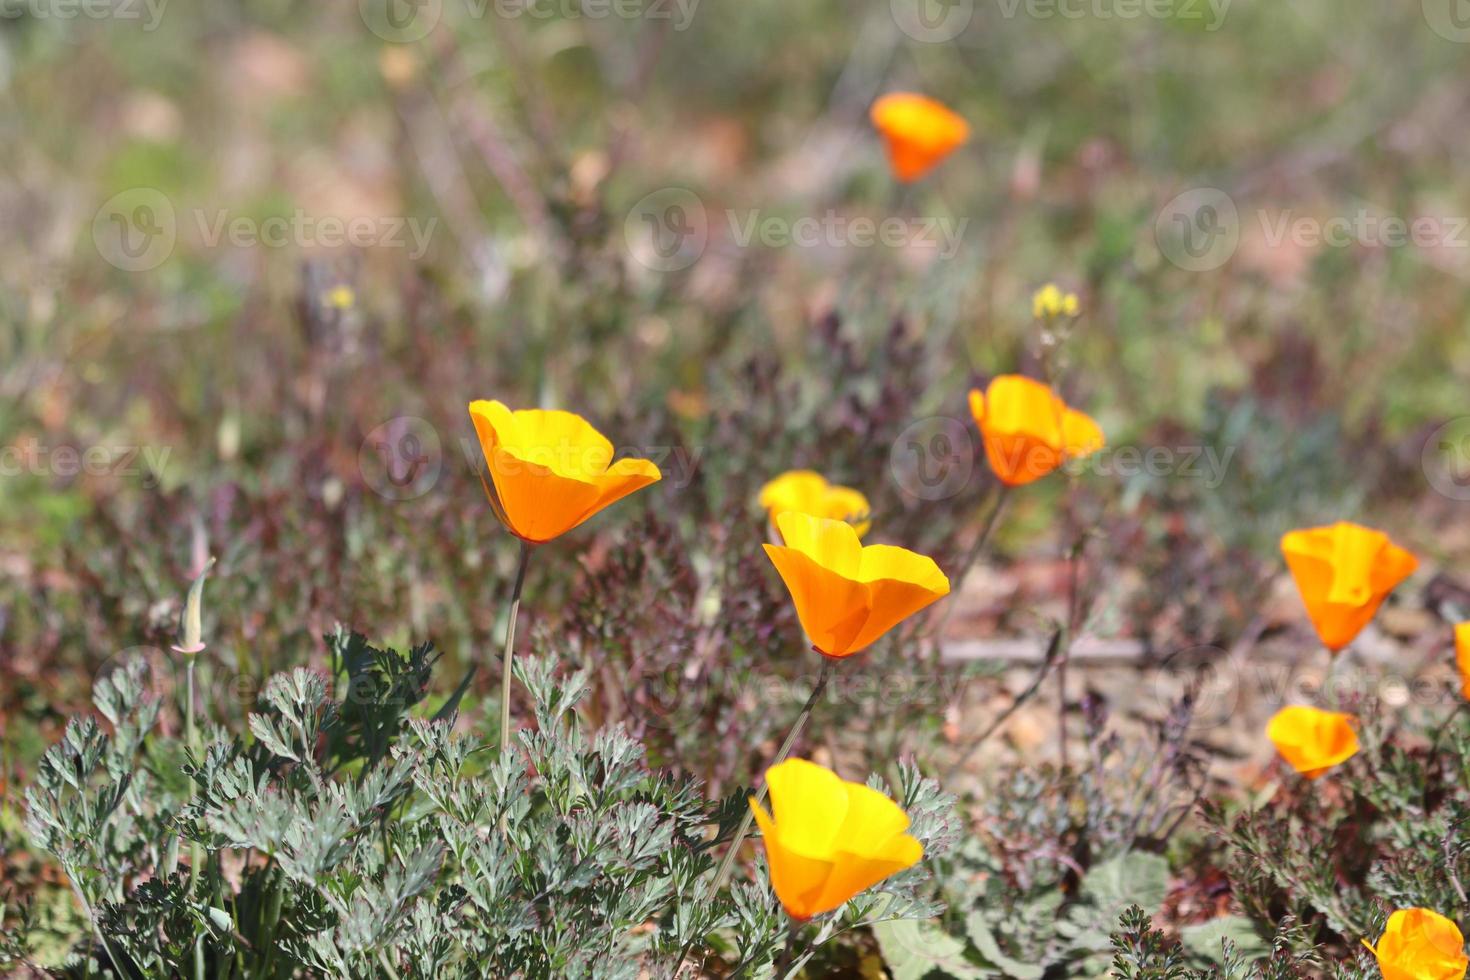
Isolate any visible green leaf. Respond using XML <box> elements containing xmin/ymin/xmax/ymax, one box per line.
<box><xmin>965</xmin><ymin>913</ymin><xmax>1043</xmax><ymax>979</ymax></box>
<box><xmin>872</xmin><ymin>918</ymin><xmax>992</xmax><ymax>980</ymax></box>
<box><xmin>1179</xmin><ymin>916</ymin><xmax>1269</xmax><ymax>964</ymax></box>
<box><xmin>1080</xmin><ymin>853</ymin><xmax>1170</xmax><ymax>918</ymax></box>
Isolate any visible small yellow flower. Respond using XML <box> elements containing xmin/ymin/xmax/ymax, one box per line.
<box><xmin>1265</xmin><ymin>706</ymin><xmax>1359</xmax><ymax>779</ymax></box>
<box><xmin>759</xmin><ymin>471</ymin><xmax>871</xmax><ymax>538</ymax></box>
<box><xmin>1032</xmin><ymin>284</ymin><xmax>1079</xmax><ymax>319</ymax></box>
<box><xmin>324</xmin><ymin>285</ymin><xmax>356</xmax><ymax>310</ymax></box>
<box><xmin>751</xmin><ymin>758</ymin><xmax>923</xmax><ymax>921</ymax></box>
<box><xmin>1363</xmin><ymin>908</ymin><xmax>1468</xmax><ymax>980</ymax></box>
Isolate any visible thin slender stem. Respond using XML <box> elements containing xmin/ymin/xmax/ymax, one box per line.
<box><xmin>500</xmin><ymin>541</ymin><xmax>534</xmax><ymax>754</ymax></box>
<box><xmin>944</xmin><ymin>629</ymin><xmax>1064</xmax><ymax>784</ymax></box>
<box><xmin>186</xmin><ymin>656</ymin><xmax>206</xmax><ymax>980</ymax></box>
<box><xmin>259</xmin><ymin>870</ymin><xmax>286</xmax><ymax>977</ymax></box>
<box><xmin>955</xmin><ymin>484</ymin><xmax>1010</xmax><ymax>589</ymax></box>
<box><xmin>935</xmin><ymin>484</ymin><xmax>1011</xmax><ymax>639</ymax></box>
<box><xmin>772</xmin><ymin>921</ymin><xmax>802</xmax><ymax>977</ymax></box>
<box><xmin>67</xmin><ymin>875</ymin><xmax>125</xmax><ymax>980</ymax></box>
<box><xmin>378</xmin><ymin>949</ymin><xmax>404</xmax><ymax>980</ymax></box>
<box><xmin>186</xmin><ymin>658</ymin><xmax>197</xmax><ymax>751</ymax></box>
<box><xmin>674</xmin><ymin>659</ymin><xmax>836</xmax><ymax>975</ymax></box>
<box><xmin>1058</xmin><ymin>533</ymin><xmax>1084</xmax><ymax>772</ymax></box>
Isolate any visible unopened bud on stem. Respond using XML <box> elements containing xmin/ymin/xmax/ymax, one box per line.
<box><xmin>172</xmin><ymin>557</ymin><xmax>216</xmax><ymax>657</ymax></box>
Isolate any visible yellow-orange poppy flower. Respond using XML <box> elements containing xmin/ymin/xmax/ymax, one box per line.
<box><xmin>1456</xmin><ymin>623</ymin><xmax>1470</xmax><ymax>702</ymax></box>
<box><xmin>1265</xmin><ymin>706</ymin><xmax>1359</xmax><ymax>779</ymax></box>
<box><xmin>763</xmin><ymin>512</ymin><xmax>949</xmax><ymax>658</ymax></box>
<box><xmin>1363</xmin><ymin>908</ymin><xmax>1468</xmax><ymax>980</ymax></box>
<box><xmin>467</xmin><ymin>400</ymin><xmax>662</xmax><ymax>544</ymax></box>
<box><xmin>1280</xmin><ymin>522</ymin><xmax>1417</xmax><ymax>653</ymax></box>
<box><xmin>869</xmin><ymin>93</ymin><xmax>969</xmax><ymax>183</ymax></box>
<box><xmin>967</xmin><ymin>375</ymin><xmax>1104</xmax><ymax>487</ymax></box>
<box><xmin>759</xmin><ymin>471</ymin><xmax>872</xmax><ymax>538</ymax></box>
<box><xmin>750</xmin><ymin>758</ymin><xmax>922</xmax><ymax>922</ymax></box>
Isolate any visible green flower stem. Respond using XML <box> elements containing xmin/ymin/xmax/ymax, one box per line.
<box><xmin>500</xmin><ymin>540</ymin><xmax>534</xmax><ymax>754</ymax></box>
<box><xmin>186</xmin><ymin>655</ymin><xmax>206</xmax><ymax>980</ymax></box>
<box><xmin>932</xmin><ymin>483</ymin><xmax>1011</xmax><ymax>642</ymax></box>
<box><xmin>675</xmin><ymin>658</ymin><xmax>836</xmax><ymax>976</ymax></box>
<box><xmin>952</xmin><ymin>483</ymin><xmax>1011</xmax><ymax>598</ymax></box>
<box><xmin>259</xmin><ymin>870</ymin><xmax>286</xmax><ymax>977</ymax></box>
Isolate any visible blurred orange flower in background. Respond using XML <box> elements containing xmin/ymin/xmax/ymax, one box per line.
<box><xmin>1266</xmin><ymin>705</ymin><xmax>1359</xmax><ymax>779</ymax></box>
<box><xmin>1363</xmin><ymin>908</ymin><xmax>1468</xmax><ymax>980</ymax></box>
<box><xmin>869</xmin><ymin>93</ymin><xmax>969</xmax><ymax>183</ymax></box>
<box><xmin>750</xmin><ymin>758</ymin><xmax>922</xmax><ymax>921</ymax></box>
<box><xmin>468</xmin><ymin>400</ymin><xmax>662</xmax><ymax>544</ymax></box>
<box><xmin>968</xmin><ymin>375</ymin><xmax>1104</xmax><ymax>487</ymax></box>
<box><xmin>1279</xmin><ymin>522</ymin><xmax>1417</xmax><ymax>653</ymax></box>
<box><xmin>763</xmin><ymin>511</ymin><xmax>949</xmax><ymax>658</ymax></box>
<box><xmin>759</xmin><ymin>470</ymin><xmax>871</xmax><ymax>537</ymax></box>
<box><xmin>1456</xmin><ymin>623</ymin><xmax>1470</xmax><ymax>701</ymax></box>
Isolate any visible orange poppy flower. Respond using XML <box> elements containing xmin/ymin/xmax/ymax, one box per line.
<box><xmin>763</xmin><ymin>512</ymin><xmax>949</xmax><ymax>659</ymax></box>
<box><xmin>1265</xmin><ymin>706</ymin><xmax>1359</xmax><ymax>779</ymax></box>
<box><xmin>967</xmin><ymin>375</ymin><xmax>1104</xmax><ymax>487</ymax></box>
<box><xmin>1280</xmin><ymin>522</ymin><xmax>1417</xmax><ymax>653</ymax></box>
<box><xmin>1363</xmin><ymin>908</ymin><xmax>1468</xmax><ymax>980</ymax></box>
<box><xmin>759</xmin><ymin>471</ymin><xmax>872</xmax><ymax>538</ymax></box>
<box><xmin>467</xmin><ymin>400</ymin><xmax>662</xmax><ymax>544</ymax></box>
<box><xmin>1457</xmin><ymin>623</ymin><xmax>1470</xmax><ymax>702</ymax></box>
<box><xmin>750</xmin><ymin>758</ymin><xmax>922</xmax><ymax>922</ymax></box>
<box><xmin>869</xmin><ymin>93</ymin><xmax>969</xmax><ymax>183</ymax></box>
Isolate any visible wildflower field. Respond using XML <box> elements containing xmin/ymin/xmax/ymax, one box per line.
<box><xmin>4</xmin><ymin>0</ymin><xmax>1470</xmax><ymax>976</ymax></box>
